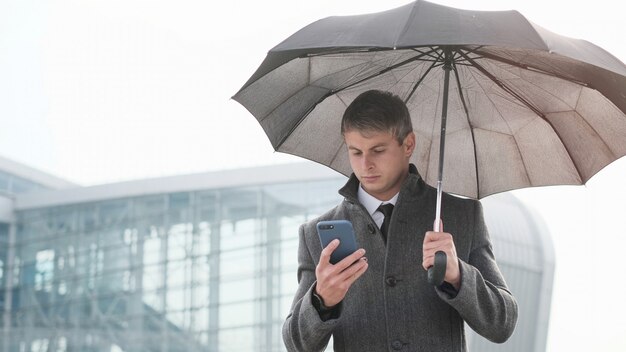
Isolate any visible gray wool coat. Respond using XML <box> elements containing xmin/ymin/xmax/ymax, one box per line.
<box><xmin>282</xmin><ymin>166</ymin><xmax>518</xmax><ymax>352</ymax></box>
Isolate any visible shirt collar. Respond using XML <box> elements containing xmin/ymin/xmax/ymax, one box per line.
<box><xmin>357</xmin><ymin>184</ymin><xmax>399</xmax><ymax>217</ymax></box>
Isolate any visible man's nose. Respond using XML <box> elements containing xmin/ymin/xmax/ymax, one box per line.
<box><xmin>361</xmin><ymin>155</ymin><xmax>374</xmax><ymax>169</ymax></box>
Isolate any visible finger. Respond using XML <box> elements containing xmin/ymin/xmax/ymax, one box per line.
<box><xmin>317</xmin><ymin>259</ymin><xmax>366</xmax><ymax>301</ymax></box>
<box><xmin>423</xmin><ymin>237</ymin><xmax>454</xmax><ymax>263</ymax></box>
<box><xmin>338</xmin><ymin>257</ymin><xmax>368</xmax><ymax>279</ymax></box>
<box><xmin>423</xmin><ymin>243</ymin><xmax>457</xmax><ymax>271</ymax></box>
<box><xmin>423</xmin><ymin>231</ymin><xmax>442</xmax><ymax>246</ymax></box>
<box><xmin>334</xmin><ymin>248</ymin><xmax>366</xmax><ymax>272</ymax></box>
<box><xmin>422</xmin><ymin>239</ymin><xmax>441</xmax><ymax>251</ymax></box>
<box><xmin>344</xmin><ymin>258</ymin><xmax>369</xmax><ymax>286</ymax></box>
<box><xmin>423</xmin><ymin>239</ymin><xmax>451</xmax><ymax>252</ymax></box>
<box><xmin>319</xmin><ymin>239</ymin><xmax>340</xmax><ymax>264</ymax></box>
<box><xmin>422</xmin><ymin>251</ymin><xmax>435</xmax><ymax>269</ymax></box>
<box><xmin>424</xmin><ymin>231</ymin><xmax>453</xmax><ymax>244</ymax></box>
<box><xmin>423</xmin><ymin>231</ymin><xmax>442</xmax><ymax>242</ymax></box>
<box><xmin>423</xmin><ymin>239</ymin><xmax>449</xmax><ymax>264</ymax></box>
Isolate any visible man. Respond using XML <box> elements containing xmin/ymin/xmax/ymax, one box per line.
<box><xmin>282</xmin><ymin>90</ymin><xmax>518</xmax><ymax>351</ymax></box>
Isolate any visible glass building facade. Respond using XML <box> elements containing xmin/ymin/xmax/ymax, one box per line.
<box><xmin>1</xmin><ymin>162</ymin><xmax>554</xmax><ymax>352</ymax></box>
<box><xmin>0</xmin><ymin>156</ymin><xmax>75</xmax><ymax>197</ymax></box>
<box><xmin>0</xmin><ymin>170</ymin><xmax>48</xmax><ymax>196</ymax></box>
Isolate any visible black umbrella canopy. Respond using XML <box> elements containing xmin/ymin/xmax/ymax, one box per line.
<box><xmin>234</xmin><ymin>0</ymin><xmax>626</xmax><ymax>199</ymax></box>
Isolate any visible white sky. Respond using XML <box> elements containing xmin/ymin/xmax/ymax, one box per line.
<box><xmin>1</xmin><ymin>0</ymin><xmax>625</xmax><ymax>350</ymax></box>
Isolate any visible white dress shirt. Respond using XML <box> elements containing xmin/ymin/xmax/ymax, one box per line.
<box><xmin>357</xmin><ymin>185</ymin><xmax>399</xmax><ymax>229</ymax></box>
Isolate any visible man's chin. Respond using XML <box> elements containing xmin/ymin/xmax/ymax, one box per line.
<box><xmin>362</xmin><ymin>184</ymin><xmax>384</xmax><ymax>196</ymax></box>
<box><xmin>360</xmin><ymin>182</ymin><xmax>379</xmax><ymax>192</ymax></box>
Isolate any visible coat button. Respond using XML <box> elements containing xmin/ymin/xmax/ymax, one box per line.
<box><xmin>391</xmin><ymin>340</ymin><xmax>404</xmax><ymax>350</ymax></box>
<box><xmin>367</xmin><ymin>224</ymin><xmax>375</xmax><ymax>234</ymax></box>
<box><xmin>385</xmin><ymin>276</ymin><xmax>397</xmax><ymax>287</ymax></box>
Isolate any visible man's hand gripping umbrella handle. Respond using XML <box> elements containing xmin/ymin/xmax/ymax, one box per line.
<box><xmin>427</xmin><ymin>221</ymin><xmax>447</xmax><ymax>286</ymax></box>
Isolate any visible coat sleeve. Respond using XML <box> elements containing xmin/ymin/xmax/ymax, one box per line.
<box><xmin>282</xmin><ymin>224</ymin><xmax>341</xmax><ymax>352</ymax></box>
<box><xmin>436</xmin><ymin>201</ymin><xmax>518</xmax><ymax>343</ymax></box>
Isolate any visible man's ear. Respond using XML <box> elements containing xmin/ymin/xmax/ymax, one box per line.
<box><xmin>404</xmin><ymin>132</ymin><xmax>416</xmax><ymax>157</ymax></box>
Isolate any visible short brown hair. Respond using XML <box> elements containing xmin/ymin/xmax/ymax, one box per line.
<box><xmin>341</xmin><ymin>90</ymin><xmax>413</xmax><ymax>144</ymax></box>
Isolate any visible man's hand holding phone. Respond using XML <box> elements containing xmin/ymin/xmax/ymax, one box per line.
<box><xmin>315</xmin><ymin>240</ymin><xmax>368</xmax><ymax>308</ymax></box>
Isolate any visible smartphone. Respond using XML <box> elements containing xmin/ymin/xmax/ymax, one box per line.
<box><xmin>316</xmin><ymin>220</ymin><xmax>358</xmax><ymax>264</ymax></box>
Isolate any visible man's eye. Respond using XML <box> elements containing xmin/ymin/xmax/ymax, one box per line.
<box><xmin>374</xmin><ymin>149</ymin><xmax>385</xmax><ymax>153</ymax></box>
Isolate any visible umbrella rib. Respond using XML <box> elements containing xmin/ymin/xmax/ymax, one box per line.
<box><xmin>404</xmin><ymin>52</ymin><xmax>442</xmax><ymax>104</ymax></box>
<box><xmin>332</xmin><ymin>47</ymin><xmax>439</xmax><ymax>95</ymax></box>
<box><xmin>459</xmin><ymin>51</ymin><xmax>537</xmax><ymax>186</ymax></box>
<box><xmin>459</xmin><ymin>51</ymin><xmax>545</xmax><ymax>117</ymax></box>
<box><xmin>411</xmin><ymin>47</ymin><xmax>443</xmax><ymax>62</ymax></box>
<box><xmin>273</xmin><ymin>48</ymin><xmax>441</xmax><ymax>150</ymax></box>
<box><xmin>459</xmin><ymin>50</ymin><xmax>587</xmax><ymax>185</ymax></box>
<box><xmin>475</xmin><ymin>51</ymin><xmax>590</xmax><ymax>87</ymax></box>
<box><xmin>450</xmin><ymin>54</ymin><xmax>480</xmax><ymax>198</ymax></box>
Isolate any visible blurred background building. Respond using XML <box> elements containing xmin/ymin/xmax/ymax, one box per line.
<box><xmin>0</xmin><ymin>157</ymin><xmax>554</xmax><ymax>352</ymax></box>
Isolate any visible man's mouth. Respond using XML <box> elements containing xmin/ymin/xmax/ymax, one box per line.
<box><xmin>361</xmin><ymin>175</ymin><xmax>380</xmax><ymax>182</ymax></box>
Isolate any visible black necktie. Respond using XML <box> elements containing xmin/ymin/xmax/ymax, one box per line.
<box><xmin>377</xmin><ymin>203</ymin><xmax>394</xmax><ymax>242</ymax></box>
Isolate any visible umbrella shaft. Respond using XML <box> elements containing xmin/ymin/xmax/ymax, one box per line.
<box><xmin>435</xmin><ymin>48</ymin><xmax>453</xmax><ymax>231</ymax></box>
<box><xmin>435</xmin><ymin>181</ymin><xmax>443</xmax><ymax>232</ymax></box>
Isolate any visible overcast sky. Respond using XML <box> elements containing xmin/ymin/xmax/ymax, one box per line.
<box><xmin>1</xmin><ymin>0</ymin><xmax>625</xmax><ymax>350</ymax></box>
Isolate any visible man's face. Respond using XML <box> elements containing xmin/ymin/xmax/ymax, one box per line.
<box><xmin>344</xmin><ymin>129</ymin><xmax>415</xmax><ymax>201</ymax></box>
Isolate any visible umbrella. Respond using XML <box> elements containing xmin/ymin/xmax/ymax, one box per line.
<box><xmin>233</xmin><ymin>0</ymin><xmax>626</xmax><ymax>284</ymax></box>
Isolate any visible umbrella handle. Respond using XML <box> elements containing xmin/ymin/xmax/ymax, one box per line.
<box><xmin>427</xmin><ymin>251</ymin><xmax>447</xmax><ymax>286</ymax></box>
